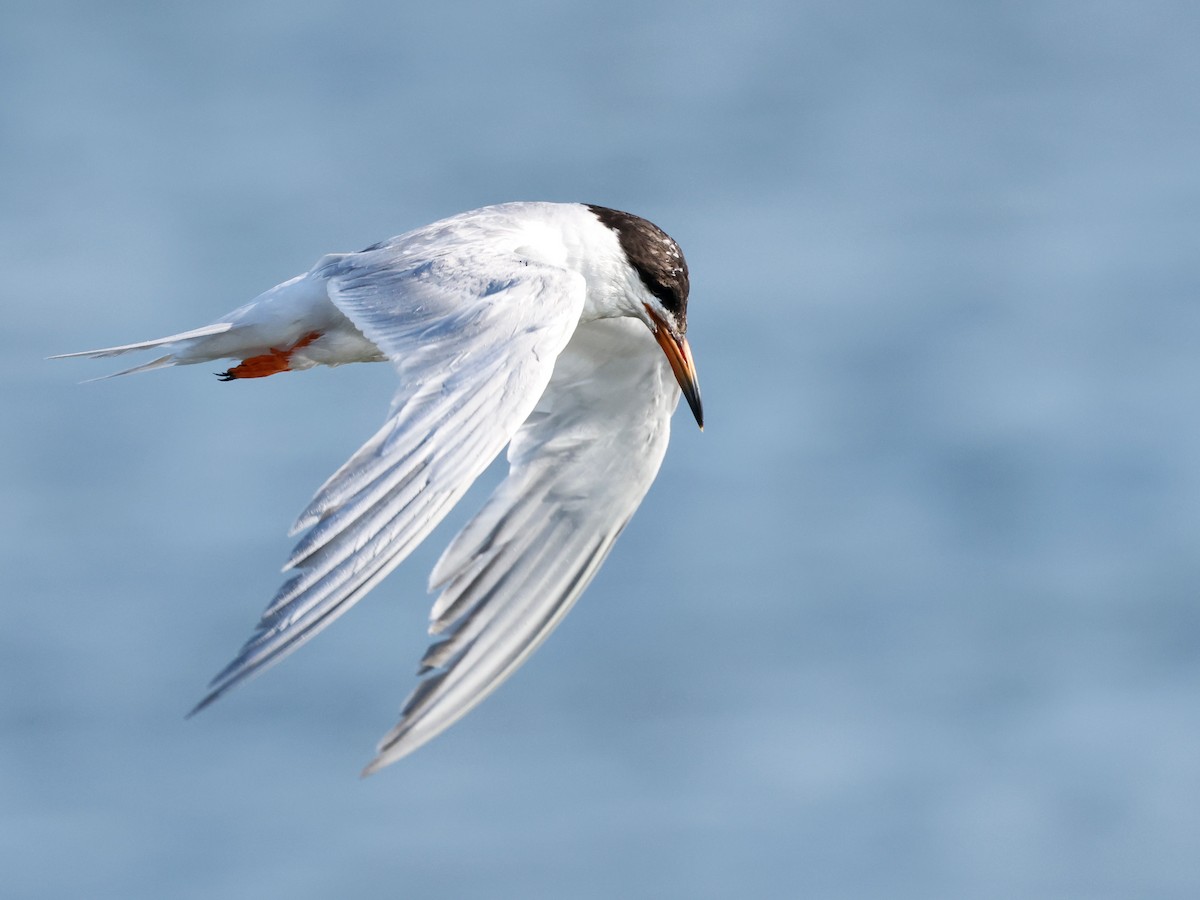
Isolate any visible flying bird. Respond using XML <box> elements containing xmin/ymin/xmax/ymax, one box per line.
<box><xmin>54</xmin><ymin>201</ymin><xmax>702</xmax><ymax>773</ymax></box>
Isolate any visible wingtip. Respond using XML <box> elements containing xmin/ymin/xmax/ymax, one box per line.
<box><xmin>362</xmin><ymin>720</ymin><xmax>426</xmax><ymax>775</ymax></box>
<box><xmin>288</xmin><ymin>513</ymin><xmax>319</xmax><ymax>537</ymax></box>
<box><xmin>186</xmin><ymin>671</ymin><xmax>238</xmax><ymax>718</ymax></box>
<box><xmin>361</xmin><ymin>735</ymin><xmax>413</xmax><ymax>775</ymax></box>
<box><xmin>185</xmin><ymin>694</ymin><xmax>216</xmax><ymax>719</ymax></box>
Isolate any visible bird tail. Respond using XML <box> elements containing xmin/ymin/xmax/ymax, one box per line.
<box><xmin>49</xmin><ymin>322</ymin><xmax>237</xmax><ymax>380</ymax></box>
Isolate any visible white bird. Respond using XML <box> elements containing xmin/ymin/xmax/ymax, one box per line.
<box><xmin>54</xmin><ymin>201</ymin><xmax>703</xmax><ymax>773</ymax></box>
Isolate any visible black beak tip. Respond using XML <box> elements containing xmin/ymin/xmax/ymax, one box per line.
<box><xmin>686</xmin><ymin>391</ymin><xmax>704</xmax><ymax>430</ymax></box>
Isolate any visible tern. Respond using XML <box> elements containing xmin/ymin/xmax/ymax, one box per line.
<box><xmin>55</xmin><ymin>201</ymin><xmax>702</xmax><ymax>772</ymax></box>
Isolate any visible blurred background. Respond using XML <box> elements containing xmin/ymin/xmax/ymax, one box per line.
<box><xmin>5</xmin><ymin>1</ymin><xmax>1200</xmax><ymax>897</ymax></box>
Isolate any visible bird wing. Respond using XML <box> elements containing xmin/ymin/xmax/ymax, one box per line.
<box><xmin>193</xmin><ymin>243</ymin><xmax>587</xmax><ymax>711</ymax></box>
<box><xmin>363</xmin><ymin>316</ymin><xmax>681</xmax><ymax>771</ymax></box>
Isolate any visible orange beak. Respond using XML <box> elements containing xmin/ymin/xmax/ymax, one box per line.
<box><xmin>646</xmin><ymin>305</ymin><xmax>703</xmax><ymax>429</ymax></box>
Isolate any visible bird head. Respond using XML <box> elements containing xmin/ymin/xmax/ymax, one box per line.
<box><xmin>587</xmin><ymin>205</ymin><xmax>704</xmax><ymax>429</ymax></box>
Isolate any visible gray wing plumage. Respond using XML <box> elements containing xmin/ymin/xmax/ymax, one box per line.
<box><xmin>193</xmin><ymin>244</ymin><xmax>586</xmax><ymax>712</ymax></box>
<box><xmin>364</xmin><ymin>316</ymin><xmax>680</xmax><ymax>771</ymax></box>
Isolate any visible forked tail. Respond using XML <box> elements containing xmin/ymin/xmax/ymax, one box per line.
<box><xmin>49</xmin><ymin>322</ymin><xmax>236</xmax><ymax>380</ymax></box>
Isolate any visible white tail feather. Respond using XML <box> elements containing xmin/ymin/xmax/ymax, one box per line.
<box><xmin>48</xmin><ymin>322</ymin><xmax>234</xmax><ymax>360</ymax></box>
<box><xmin>78</xmin><ymin>354</ymin><xmax>177</xmax><ymax>382</ymax></box>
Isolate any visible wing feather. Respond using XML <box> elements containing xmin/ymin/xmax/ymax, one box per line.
<box><xmin>363</xmin><ymin>317</ymin><xmax>681</xmax><ymax>770</ymax></box>
<box><xmin>192</xmin><ymin>243</ymin><xmax>585</xmax><ymax>713</ymax></box>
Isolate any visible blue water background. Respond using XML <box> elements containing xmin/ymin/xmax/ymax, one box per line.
<box><xmin>5</xmin><ymin>1</ymin><xmax>1200</xmax><ymax>897</ymax></box>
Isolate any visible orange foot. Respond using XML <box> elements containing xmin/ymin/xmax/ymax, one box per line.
<box><xmin>217</xmin><ymin>331</ymin><xmax>322</xmax><ymax>381</ymax></box>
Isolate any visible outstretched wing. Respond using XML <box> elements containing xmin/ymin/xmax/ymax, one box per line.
<box><xmin>363</xmin><ymin>316</ymin><xmax>681</xmax><ymax>772</ymax></box>
<box><xmin>193</xmin><ymin>243</ymin><xmax>586</xmax><ymax>711</ymax></box>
